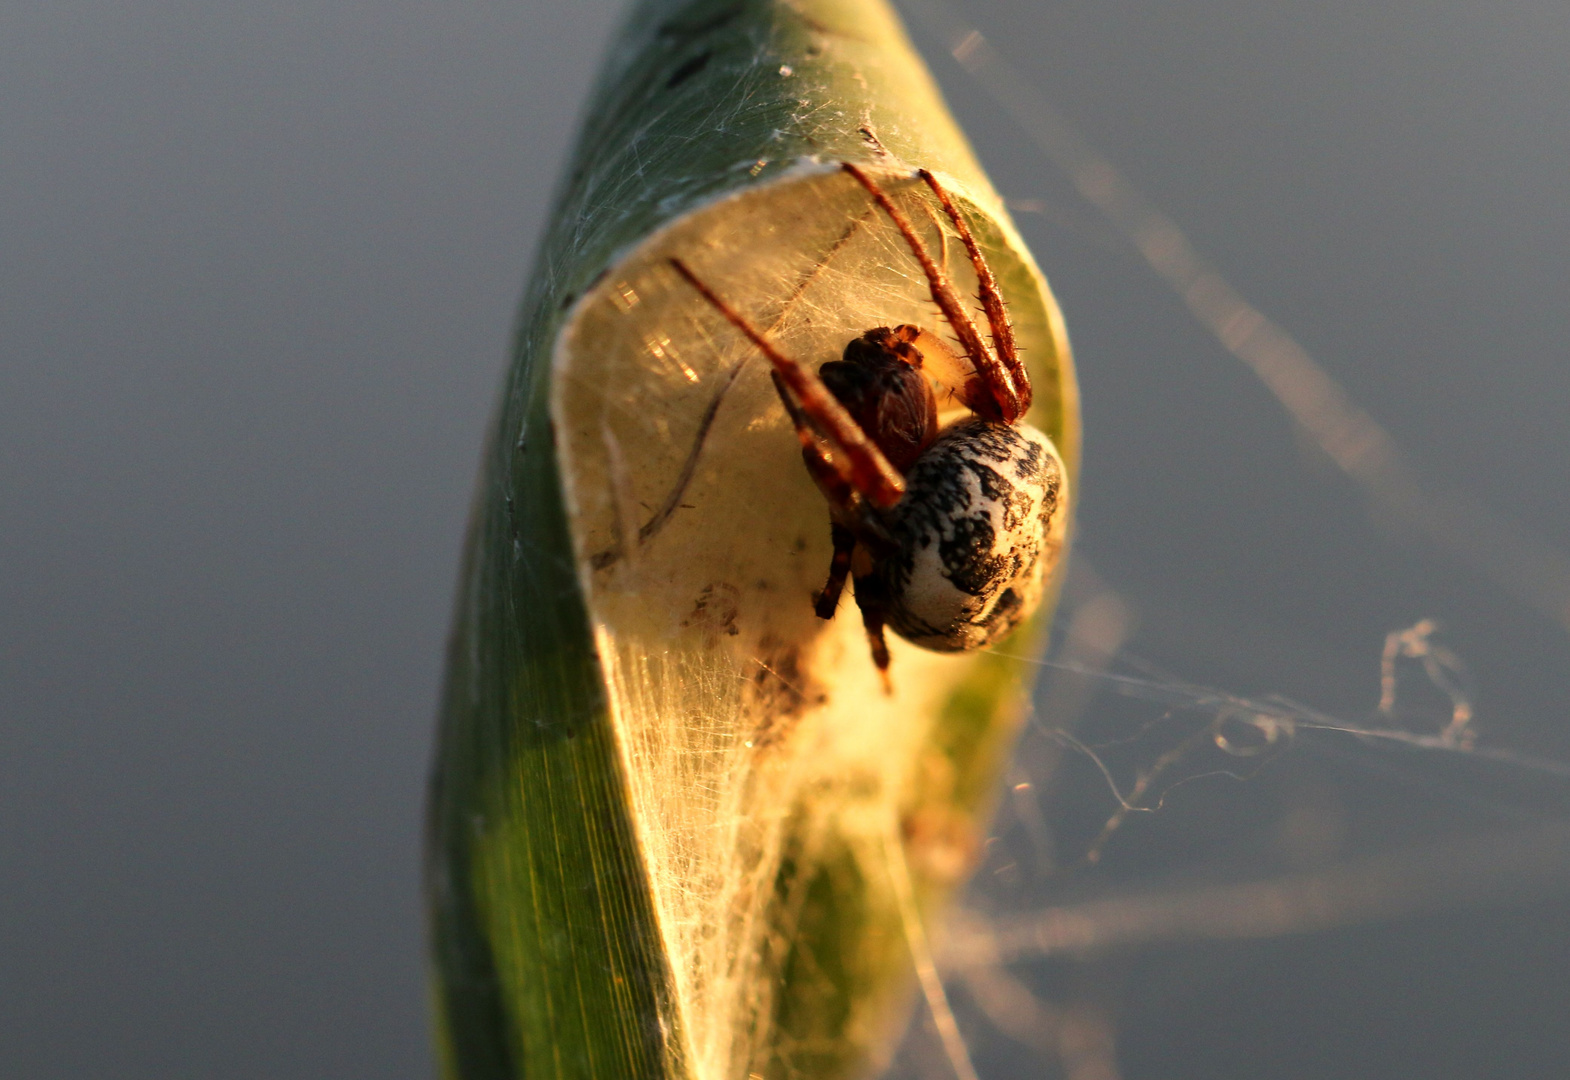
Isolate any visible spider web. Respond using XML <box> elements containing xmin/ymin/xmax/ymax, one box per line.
<box><xmin>887</xmin><ymin>581</ymin><xmax>1570</xmax><ymax>1080</ymax></box>
<box><xmin>872</xmin><ymin>3</ymin><xmax>1570</xmax><ymax>1078</ymax></box>
<box><xmin>536</xmin><ymin>5</ymin><xmax>1570</xmax><ymax>1077</ymax></box>
<box><xmin>553</xmin><ymin>161</ymin><xmax>1070</xmax><ymax>1080</ymax></box>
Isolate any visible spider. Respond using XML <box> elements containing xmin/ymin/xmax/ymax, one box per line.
<box><xmin>668</xmin><ymin>163</ymin><xmax>1066</xmax><ymax>678</ymax></box>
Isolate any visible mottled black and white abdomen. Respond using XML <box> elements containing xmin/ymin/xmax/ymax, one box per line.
<box><xmin>867</xmin><ymin>418</ymin><xmax>1065</xmax><ymax>652</ymax></box>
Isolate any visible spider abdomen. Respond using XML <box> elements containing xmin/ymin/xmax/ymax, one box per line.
<box><xmin>865</xmin><ymin>419</ymin><xmax>1064</xmax><ymax>652</ymax></box>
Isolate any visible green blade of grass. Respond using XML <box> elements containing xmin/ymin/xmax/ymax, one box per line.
<box><xmin>426</xmin><ymin>2</ymin><xmax>1079</xmax><ymax>1078</ymax></box>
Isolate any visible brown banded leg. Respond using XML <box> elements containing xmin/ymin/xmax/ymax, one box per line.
<box><xmin>814</xmin><ymin>523</ymin><xmax>856</xmax><ymax>619</ymax></box>
<box><xmin>772</xmin><ymin>371</ymin><xmax>894</xmax><ymax>647</ymax></box>
<box><xmin>771</xmin><ymin>371</ymin><xmax>862</xmax><ymax>513</ymax></box>
<box><xmin>842</xmin><ymin>163</ymin><xmax>1026</xmax><ymax>423</ymax></box>
<box><xmin>917</xmin><ymin>168</ymin><xmax>1030</xmax><ymax>413</ymax></box>
<box><xmin>668</xmin><ymin>257</ymin><xmax>906</xmax><ymax>508</ymax></box>
<box><xmin>854</xmin><ymin>583</ymin><xmax>893</xmax><ymax>691</ymax></box>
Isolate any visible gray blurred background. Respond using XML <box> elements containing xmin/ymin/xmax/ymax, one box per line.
<box><xmin>4</xmin><ymin>1</ymin><xmax>1568</xmax><ymax>1077</ymax></box>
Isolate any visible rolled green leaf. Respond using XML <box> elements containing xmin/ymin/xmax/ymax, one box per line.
<box><xmin>425</xmin><ymin>1</ymin><xmax>1079</xmax><ymax>1078</ymax></box>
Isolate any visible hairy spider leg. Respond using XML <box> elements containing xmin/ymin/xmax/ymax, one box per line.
<box><xmin>858</xmin><ymin>588</ymin><xmax>893</xmax><ymax>689</ymax></box>
<box><xmin>668</xmin><ymin>257</ymin><xmax>906</xmax><ymax>508</ymax></box>
<box><xmin>815</xmin><ymin>522</ymin><xmax>856</xmax><ymax>619</ymax></box>
<box><xmin>589</xmin><ymin>213</ymin><xmax>878</xmax><ymax>572</ymax></box>
<box><xmin>768</xmin><ymin>370</ymin><xmax>898</xmax><ymax>677</ymax></box>
<box><xmin>842</xmin><ymin>163</ymin><xmax>1027</xmax><ymax>424</ymax></box>
<box><xmin>768</xmin><ymin>369</ymin><xmax>862</xmax><ymax>509</ymax></box>
<box><xmin>645</xmin><ymin>212</ymin><xmax>878</xmax><ymax>543</ymax></box>
<box><xmin>918</xmin><ymin>168</ymin><xmax>1031</xmax><ymax>413</ymax></box>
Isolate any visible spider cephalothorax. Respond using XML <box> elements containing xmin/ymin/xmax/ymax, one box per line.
<box><xmin>670</xmin><ymin>163</ymin><xmax>1067</xmax><ymax>679</ymax></box>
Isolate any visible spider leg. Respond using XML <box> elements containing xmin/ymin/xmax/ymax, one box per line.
<box><xmin>669</xmin><ymin>257</ymin><xmax>906</xmax><ymax>508</ymax></box>
<box><xmin>771</xmin><ymin>370</ymin><xmax>899</xmax><ymax>554</ymax></box>
<box><xmin>774</xmin><ymin>374</ymin><xmax>896</xmax><ymax>681</ymax></box>
<box><xmin>814</xmin><ymin>522</ymin><xmax>856</xmax><ymax>619</ymax></box>
<box><xmin>590</xmin><ymin>210</ymin><xmax>879</xmax><ymax>570</ymax></box>
<box><xmin>854</xmin><ymin>585</ymin><xmax>893</xmax><ymax>691</ymax></box>
<box><xmin>843</xmin><ymin>163</ymin><xmax>1026</xmax><ymax>423</ymax></box>
<box><xmin>918</xmin><ymin>168</ymin><xmax>1031</xmax><ymax>414</ymax></box>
